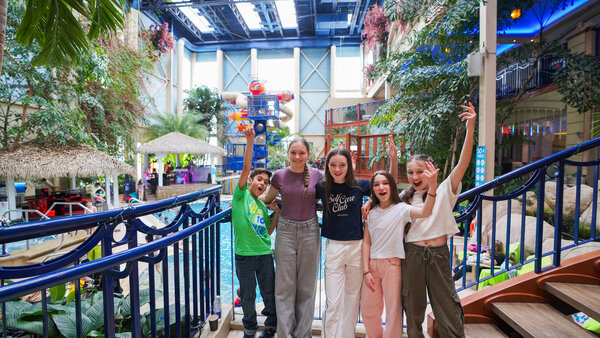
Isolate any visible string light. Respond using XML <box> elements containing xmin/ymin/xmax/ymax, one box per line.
<box><xmin>511</xmin><ymin>9</ymin><xmax>521</xmax><ymax>19</ymax></box>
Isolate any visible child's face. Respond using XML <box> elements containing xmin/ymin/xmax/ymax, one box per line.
<box><xmin>328</xmin><ymin>154</ymin><xmax>348</xmax><ymax>184</ymax></box>
<box><xmin>287</xmin><ymin>142</ymin><xmax>309</xmax><ymax>170</ymax></box>
<box><xmin>248</xmin><ymin>173</ymin><xmax>270</xmax><ymax>197</ymax></box>
<box><xmin>372</xmin><ymin>174</ymin><xmax>392</xmax><ymax>205</ymax></box>
<box><xmin>407</xmin><ymin>159</ymin><xmax>429</xmax><ymax>191</ymax></box>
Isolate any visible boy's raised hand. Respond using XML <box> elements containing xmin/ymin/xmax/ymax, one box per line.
<box><xmin>459</xmin><ymin>102</ymin><xmax>477</xmax><ymax>132</ymax></box>
<box><xmin>243</xmin><ymin>125</ymin><xmax>255</xmax><ymax>143</ymax></box>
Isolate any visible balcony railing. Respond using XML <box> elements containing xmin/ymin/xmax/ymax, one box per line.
<box><xmin>496</xmin><ymin>54</ymin><xmax>566</xmax><ymax>101</ymax></box>
<box><xmin>326</xmin><ymin>100</ymin><xmax>386</xmax><ymax>126</ymax></box>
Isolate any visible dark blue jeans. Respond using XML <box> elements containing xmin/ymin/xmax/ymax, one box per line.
<box><xmin>235</xmin><ymin>254</ymin><xmax>277</xmax><ymax>335</ymax></box>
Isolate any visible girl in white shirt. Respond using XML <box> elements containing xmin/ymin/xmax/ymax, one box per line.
<box><xmin>401</xmin><ymin>103</ymin><xmax>476</xmax><ymax>338</ymax></box>
<box><xmin>361</xmin><ymin>165</ymin><xmax>438</xmax><ymax>338</ymax></box>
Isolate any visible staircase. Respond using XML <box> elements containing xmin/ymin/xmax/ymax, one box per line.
<box><xmin>429</xmin><ymin>249</ymin><xmax>600</xmax><ymax>337</ymax></box>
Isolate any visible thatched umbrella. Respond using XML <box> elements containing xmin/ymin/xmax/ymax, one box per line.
<box><xmin>0</xmin><ymin>140</ymin><xmax>135</xmax><ymax>179</ymax></box>
<box><xmin>136</xmin><ymin>132</ymin><xmax>226</xmax><ymax>155</ymax></box>
<box><xmin>136</xmin><ymin>132</ymin><xmax>225</xmax><ymax>188</ymax></box>
<box><xmin>0</xmin><ymin>139</ymin><xmax>135</xmax><ymax>220</ymax></box>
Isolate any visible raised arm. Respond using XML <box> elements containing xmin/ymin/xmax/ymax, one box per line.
<box><xmin>362</xmin><ymin>221</ymin><xmax>375</xmax><ymax>292</ymax></box>
<box><xmin>409</xmin><ymin>161</ymin><xmax>439</xmax><ymax>219</ymax></box>
<box><xmin>449</xmin><ymin>102</ymin><xmax>477</xmax><ymax>194</ymax></box>
<box><xmin>238</xmin><ymin>126</ymin><xmax>255</xmax><ymax>190</ymax></box>
<box><xmin>387</xmin><ymin>134</ymin><xmax>398</xmax><ymax>180</ymax></box>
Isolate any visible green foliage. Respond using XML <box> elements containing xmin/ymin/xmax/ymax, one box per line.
<box><xmin>15</xmin><ymin>0</ymin><xmax>125</xmax><ymax>66</ymax></box>
<box><xmin>184</xmin><ymin>86</ymin><xmax>225</xmax><ymax>143</ymax></box>
<box><xmin>146</xmin><ymin>112</ymin><xmax>209</xmax><ymax>141</ymax></box>
<box><xmin>372</xmin><ymin>0</ymin><xmax>575</xmax><ymax>186</ymax></box>
<box><xmin>371</xmin><ymin>0</ymin><xmax>480</xmax><ymax>183</ymax></box>
<box><xmin>0</xmin><ymin>283</ymin><xmax>176</xmax><ymax>337</ymax></box>
<box><xmin>1</xmin><ymin>1</ymin><xmax>158</xmax><ymax>156</ymax></box>
<box><xmin>551</xmin><ymin>47</ymin><xmax>600</xmax><ymax>136</ymax></box>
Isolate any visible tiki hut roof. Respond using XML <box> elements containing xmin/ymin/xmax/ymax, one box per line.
<box><xmin>136</xmin><ymin>132</ymin><xmax>226</xmax><ymax>155</ymax></box>
<box><xmin>0</xmin><ymin>140</ymin><xmax>135</xmax><ymax>179</ymax></box>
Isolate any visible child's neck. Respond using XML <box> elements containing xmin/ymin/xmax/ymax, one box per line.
<box><xmin>379</xmin><ymin>200</ymin><xmax>392</xmax><ymax>209</ymax></box>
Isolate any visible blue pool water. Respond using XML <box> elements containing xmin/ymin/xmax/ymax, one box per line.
<box><xmin>154</xmin><ymin>201</ymin><xmax>327</xmax><ymax>307</ymax></box>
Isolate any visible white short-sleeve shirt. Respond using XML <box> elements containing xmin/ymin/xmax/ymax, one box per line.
<box><xmin>404</xmin><ymin>177</ymin><xmax>461</xmax><ymax>242</ymax></box>
<box><xmin>366</xmin><ymin>202</ymin><xmax>413</xmax><ymax>259</ymax></box>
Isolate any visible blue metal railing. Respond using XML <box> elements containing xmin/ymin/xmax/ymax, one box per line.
<box><xmin>451</xmin><ymin>137</ymin><xmax>600</xmax><ymax>291</ymax></box>
<box><xmin>0</xmin><ymin>186</ymin><xmax>230</xmax><ymax>338</ymax></box>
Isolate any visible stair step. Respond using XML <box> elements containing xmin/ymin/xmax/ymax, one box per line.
<box><xmin>491</xmin><ymin>302</ymin><xmax>596</xmax><ymax>338</ymax></box>
<box><xmin>464</xmin><ymin>323</ymin><xmax>507</xmax><ymax>337</ymax></box>
<box><xmin>545</xmin><ymin>282</ymin><xmax>600</xmax><ymax>322</ymax></box>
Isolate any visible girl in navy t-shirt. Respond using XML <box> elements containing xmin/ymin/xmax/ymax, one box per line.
<box><xmin>316</xmin><ymin>139</ymin><xmax>397</xmax><ymax>338</ymax></box>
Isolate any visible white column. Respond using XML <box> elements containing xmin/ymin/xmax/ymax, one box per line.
<box><xmin>158</xmin><ymin>156</ymin><xmax>164</xmax><ymax>187</ymax></box>
<box><xmin>166</xmin><ymin>49</ymin><xmax>173</xmax><ymax>115</ymax></box>
<box><xmin>479</xmin><ymin>0</ymin><xmax>497</xmax><ymax>183</ymax></box>
<box><xmin>216</xmin><ymin>50</ymin><xmax>224</xmax><ymax>92</ymax></box>
<box><xmin>251</xmin><ymin>48</ymin><xmax>258</xmax><ymax>78</ymax></box>
<box><xmin>70</xmin><ymin>177</ymin><xmax>76</xmax><ymax>190</ymax></box>
<box><xmin>176</xmin><ymin>39</ymin><xmax>184</xmax><ymax>117</ymax></box>
<box><xmin>136</xmin><ymin>144</ymin><xmax>142</xmax><ymax>181</ymax></box>
<box><xmin>293</xmin><ymin>47</ymin><xmax>301</xmax><ymax>134</ymax></box>
<box><xmin>330</xmin><ymin>45</ymin><xmax>336</xmax><ymax>98</ymax></box>
<box><xmin>104</xmin><ymin>173</ymin><xmax>112</xmax><ymax>209</ymax></box>
<box><xmin>112</xmin><ymin>172</ymin><xmax>119</xmax><ymax>207</ymax></box>
<box><xmin>190</xmin><ymin>52</ymin><xmax>197</xmax><ymax>89</ymax></box>
<box><xmin>6</xmin><ymin>177</ymin><xmax>18</xmax><ymax>220</ymax></box>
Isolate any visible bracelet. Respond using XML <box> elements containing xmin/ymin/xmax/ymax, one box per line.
<box><xmin>363</xmin><ymin>271</ymin><xmax>370</xmax><ymax>275</ymax></box>
<box><xmin>427</xmin><ymin>193</ymin><xmax>437</xmax><ymax>197</ymax></box>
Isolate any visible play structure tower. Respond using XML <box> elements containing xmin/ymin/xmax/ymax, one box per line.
<box><xmin>221</xmin><ymin>80</ymin><xmax>294</xmax><ymax>170</ymax></box>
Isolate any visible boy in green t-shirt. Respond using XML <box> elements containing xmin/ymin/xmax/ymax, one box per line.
<box><xmin>232</xmin><ymin>126</ymin><xmax>279</xmax><ymax>338</ymax></box>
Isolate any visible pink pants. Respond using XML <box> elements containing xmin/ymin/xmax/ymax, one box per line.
<box><xmin>360</xmin><ymin>258</ymin><xmax>402</xmax><ymax>338</ymax></box>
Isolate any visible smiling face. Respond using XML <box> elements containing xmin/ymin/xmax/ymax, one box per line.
<box><xmin>287</xmin><ymin>141</ymin><xmax>309</xmax><ymax>171</ymax></box>
<box><xmin>248</xmin><ymin>172</ymin><xmax>270</xmax><ymax>198</ymax></box>
<box><xmin>372</xmin><ymin>173</ymin><xmax>392</xmax><ymax>208</ymax></box>
<box><xmin>328</xmin><ymin>154</ymin><xmax>348</xmax><ymax>184</ymax></box>
<box><xmin>406</xmin><ymin>159</ymin><xmax>430</xmax><ymax>192</ymax></box>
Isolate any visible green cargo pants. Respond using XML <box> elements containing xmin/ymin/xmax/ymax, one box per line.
<box><xmin>402</xmin><ymin>242</ymin><xmax>465</xmax><ymax>338</ymax></box>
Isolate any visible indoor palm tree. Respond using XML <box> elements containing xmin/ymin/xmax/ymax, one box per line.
<box><xmin>146</xmin><ymin>112</ymin><xmax>209</xmax><ymax>141</ymax></box>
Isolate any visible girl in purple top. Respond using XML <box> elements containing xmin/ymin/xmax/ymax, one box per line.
<box><xmin>264</xmin><ymin>137</ymin><xmax>323</xmax><ymax>338</ymax></box>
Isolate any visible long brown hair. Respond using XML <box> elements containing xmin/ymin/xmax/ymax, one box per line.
<box><xmin>324</xmin><ymin>147</ymin><xmax>356</xmax><ymax>214</ymax></box>
<box><xmin>370</xmin><ymin>170</ymin><xmax>401</xmax><ymax>209</ymax></box>
<box><xmin>288</xmin><ymin>137</ymin><xmax>311</xmax><ymax>198</ymax></box>
<box><xmin>400</xmin><ymin>154</ymin><xmax>435</xmax><ymax>205</ymax></box>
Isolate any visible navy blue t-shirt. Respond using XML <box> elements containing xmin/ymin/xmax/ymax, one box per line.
<box><xmin>316</xmin><ymin>178</ymin><xmax>370</xmax><ymax>241</ymax></box>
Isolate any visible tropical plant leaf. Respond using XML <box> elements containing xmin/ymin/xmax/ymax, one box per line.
<box><xmin>2</xmin><ymin>300</ymin><xmax>59</xmax><ymax>336</ymax></box>
<box><xmin>53</xmin><ymin>311</ymin><xmax>95</xmax><ymax>338</ymax></box>
<box><xmin>86</xmin><ymin>299</ymin><xmax>105</xmax><ymax>331</ymax></box>
<box><xmin>49</xmin><ymin>283</ymin><xmax>66</xmax><ymax>302</ymax></box>
<box><xmin>15</xmin><ymin>0</ymin><xmax>125</xmax><ymax>66</ymax></box>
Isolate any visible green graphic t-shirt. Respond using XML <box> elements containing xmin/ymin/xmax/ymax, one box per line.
<box><xmin>232</xmin><ymin>183</ymin><xmax>272</xmax><ymax>256</ymax></box>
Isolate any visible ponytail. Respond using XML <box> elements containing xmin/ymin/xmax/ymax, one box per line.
<box><xmin>303</xmin><ymin>163</ymin><xmax>310</xmax><ymax>199</ymax></box>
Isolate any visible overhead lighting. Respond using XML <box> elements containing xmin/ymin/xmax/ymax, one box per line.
<box><xmin>275</xmin><ymin>0</ymin><xmax>298</xmax><ymax>29</ymax></box>
<box><xmin>180</xmin><ymin>6</ymin><xmax>214</xmax><ymax>32</ymax></box>
<box><xmin>510</xmin><ymin>9</ymin><xmax>521</xmax><ymax>19</ymax></box>
<box><xmin>236</xmin><ymin>1</ymin><xmax>262</xmax><ymax>30</ymax></box>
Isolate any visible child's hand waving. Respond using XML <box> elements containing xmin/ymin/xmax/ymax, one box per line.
<box><xmin>243</xmin><ymin>125</ymin><xmax>255</xmax><ymax>142</ymax></box>
<box><xmin>422</xmin><ymin>161</ymin><xmax>439</xmax><ymax>190</ymax></box>
<box><xmin>459</xmin><ymin>102</ymin><xmax>477</xmax><ymax>132</ymax></box>
<box><xmin>385</xmin><ymin>134</ymin><xmax>397</xmax><ymax>159</ymax></box>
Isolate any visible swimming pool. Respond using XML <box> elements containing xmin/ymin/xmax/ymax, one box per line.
<box><xmin>152</xmin><ymin>201</ymin><xmax>327</xmax><ymax>307</ymax></box>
